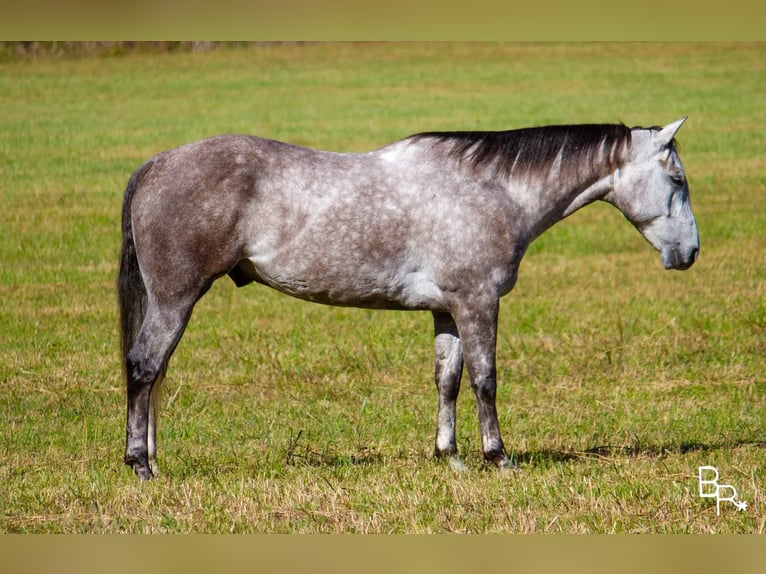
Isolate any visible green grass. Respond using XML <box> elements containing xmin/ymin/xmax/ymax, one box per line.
<box><xmin>0</xmin><ymin>42</ymin><xmax>764</xmax><ymax>533</ymax></box>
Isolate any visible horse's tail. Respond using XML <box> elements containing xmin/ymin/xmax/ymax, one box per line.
<box><xmin>117</xmin><ymin>159</ymin><xmax>154</xmax><ymax>366</ymax></box>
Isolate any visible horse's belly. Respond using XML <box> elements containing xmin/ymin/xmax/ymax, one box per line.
<box><xmin>236</xmin><ymin>255</ymin><xmax>447</xmax><ymax>311</ymax></box>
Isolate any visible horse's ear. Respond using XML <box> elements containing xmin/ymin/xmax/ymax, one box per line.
<box><xmin>656</xmin><ymin>116</ymin><xmax>687</xmax><ymax>147</ymax></box>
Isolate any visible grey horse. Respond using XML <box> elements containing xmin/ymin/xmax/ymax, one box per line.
<box><xmin>118</xmin><ymin>118</ymin><xmax>699</xmax><ymax>479</ymax></box>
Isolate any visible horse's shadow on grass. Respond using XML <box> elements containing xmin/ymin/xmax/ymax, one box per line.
<box><xmin>285</xmin><ymin>447</ymin><xmax>386</xmax><ymax>468</ymax></box>
<box><xmin>512</xmin><ymin>440</ymin><xmax>766</xmax><ymax>467</ymax></box>
<box><xmin>284</xmin><ymin>439</ymin><xmax>766</xmax><ymax>470</ymax></box>
<box><xmin>283</xmin><ymin>430</ymin><xmax>387</xmax><ymax>468</ymax></box>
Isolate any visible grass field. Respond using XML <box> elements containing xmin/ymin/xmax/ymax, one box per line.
<box><xmin>0</xmin><ymin>42</ymin><xmax>764</xmax><ymax>533</ymax></box>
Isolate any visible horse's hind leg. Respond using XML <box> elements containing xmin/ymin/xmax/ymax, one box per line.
<box><xmin>124</xmin><ymin>294</ymin><xmax>200</xmax><ymax>479</ymax></box>
<box><xmin>147</xmin><ymin>365</ymin><xmax>165</xmax><ymax>475</ymax></box>
<box><xmin>432</xmin><ymin>312</ymin><xmax>465</xmax><ymax>468</ymax></box>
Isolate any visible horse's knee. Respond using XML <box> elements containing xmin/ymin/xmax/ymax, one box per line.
<box><xmin>469</xmin><ymin>376</ymin><xmax>497</xmax><ymax>403</ymax></box>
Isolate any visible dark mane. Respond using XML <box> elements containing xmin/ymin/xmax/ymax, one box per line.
<box><xmin>409</xmin><ymin>124</ymin><xmax>633</xmax><ymax>181</ymax></box>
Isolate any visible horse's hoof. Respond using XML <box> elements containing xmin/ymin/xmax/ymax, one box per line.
<box><xmin>485</xmin><ymin>450</ymin><xmax>519</xmax><ymax>472</ymax></box>
<box><xmin>133</xmin><ymin>464</ymin><xmax>154</xmax><ymax>480</ymax></box>
<box><xmin>126</xmin><ymin>458</ymin><xmax>154</xmax><ymax>480</ymax></box>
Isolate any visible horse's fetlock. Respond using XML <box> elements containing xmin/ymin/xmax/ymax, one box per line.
<box><xmin>434</xmin><ymin>443</ymin><xmax>458</xmax><ymax>459</ymax></box>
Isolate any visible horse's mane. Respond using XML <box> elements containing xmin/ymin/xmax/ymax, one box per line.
<box><xmin>409</xmin><ymin>123</ymin><xmax>633</xmax><ymax>182</ymax></box>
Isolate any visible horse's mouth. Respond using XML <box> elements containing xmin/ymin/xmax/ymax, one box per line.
<box><xmin>663</xmin><ymin>246</ymin><xmax>699</xmax><ymax>270</ymax></box>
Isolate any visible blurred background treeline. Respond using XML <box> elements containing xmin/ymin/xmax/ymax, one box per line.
<box><xmin>0</xmin><ymin>41</ymin><xmax>299</xmax><ymax>61</ymax></box>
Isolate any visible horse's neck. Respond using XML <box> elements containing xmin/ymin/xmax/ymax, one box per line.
<box><xmin>512</xmin><ymin>170</ymin><xmax>615</xmax><ymax>240</ymax></box>
<box><xmin>559</xmin><ymin>172</ymin><xmax>615</xmax><ymax>218</ymax></box>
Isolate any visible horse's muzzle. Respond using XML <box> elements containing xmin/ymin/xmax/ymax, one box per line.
<box><xmin>663</xmin><ymin>245</ymin><xmax>699</xmax><ymax>270</ymax></box>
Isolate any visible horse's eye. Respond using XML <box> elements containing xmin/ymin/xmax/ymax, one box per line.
<box><xmin>670</xmin><ymin>174</ymin><xmax>685</xmax><ymax>187</ymax></box>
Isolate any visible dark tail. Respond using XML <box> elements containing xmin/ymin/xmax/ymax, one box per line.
<box><xmin>117</xmin><ymin>160</ymin><xmax>154</xmax><ymax>366</ymax></box>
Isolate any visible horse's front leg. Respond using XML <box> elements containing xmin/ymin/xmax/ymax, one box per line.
<box><xmin>432</xmin><ymin>311</ymin><xmax>464</xmax><ymax>467</ymax></box>
<box><xmin>451</xmin><ymin>296</ymin><xmax>514</xmax><ymax>469</ymax></box>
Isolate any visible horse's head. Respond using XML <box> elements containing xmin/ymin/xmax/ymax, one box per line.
<box><xmin>605</xmin><ymin>117</ymin><xmax>699</xmax><ymax>270</ymax></box>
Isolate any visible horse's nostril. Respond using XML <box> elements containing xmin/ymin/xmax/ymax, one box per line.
<box><xmin>691</xmin><ymin>246</ymin><xmax>699</xmax><ymax>263</ymax></box>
